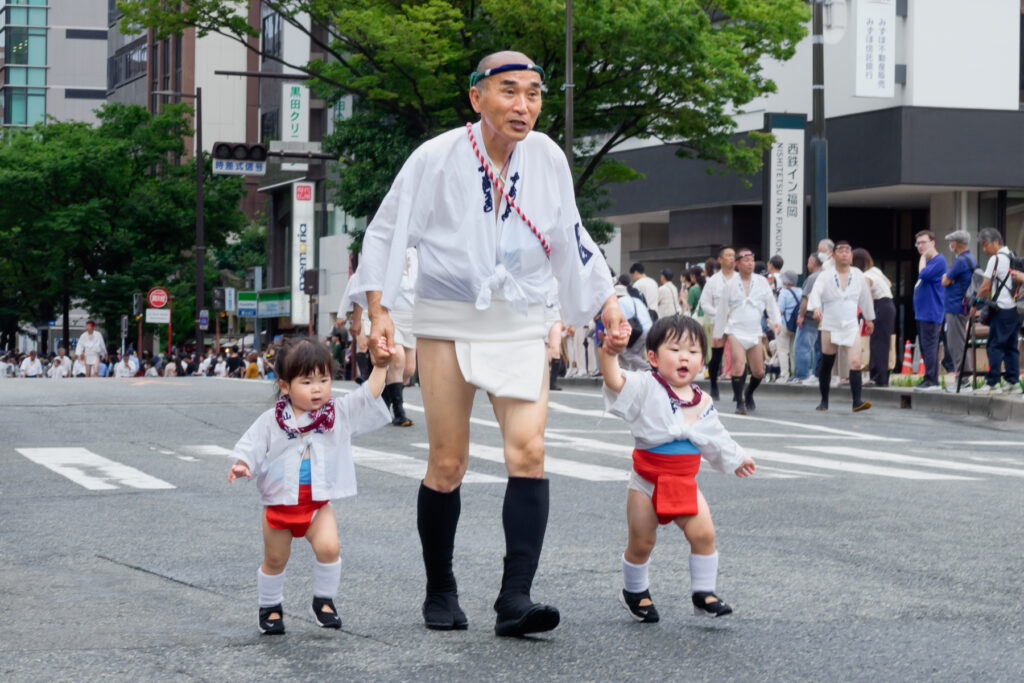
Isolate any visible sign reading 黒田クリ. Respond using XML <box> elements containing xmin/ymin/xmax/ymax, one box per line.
<box><xmin>291</xmin><ymin>181</ymin><xmax>315</xmax><ymax>326</ymax></box>
<box><xmin>855</xmin><ymin>0</ymin><xmax>895</xmax><ymax>98</ymax></box>
<box><xmin>761</xmin><ymin>113</ymin><xmax>806</xmax><ymax>275</ymax></box>
<box><xmin>281</xmin><ymin>84</ymin><xmax>309</xmax><ymax>172</ymax></box>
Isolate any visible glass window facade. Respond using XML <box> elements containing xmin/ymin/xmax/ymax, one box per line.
<box><xmin>262</xmin><ymin>12</ymin><xmax>281</xmax><ymax>59</ymax></box>
<box><xmin>1</xmin><ymin>1</ymin><xmax>48</xmax><ymax>126</ymax></box>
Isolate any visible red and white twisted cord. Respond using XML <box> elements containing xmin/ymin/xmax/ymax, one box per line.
<box><xmin>466</xmin><ymin>123</ymin><xmax>551</xmax><ymax>257</ymax></box>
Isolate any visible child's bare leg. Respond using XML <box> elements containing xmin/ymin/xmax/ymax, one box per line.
<box><xmin>677</xmin><ymin>490</ymin><xmax>728</xmax><ymax>611</ymax></box>
<box><xmin>260</xmin><ymin>510</ymin><xmax>294</xmax><ymax>619</ymax></box>
<box><xmin>624</xmin><ymin>489</ymin><xmax>659</xmax><ymax>564</ymax></box>
<box><xmin>306</xmin><ymin>505</ymin><xmax>342</xmax><ymax>615</ymax></box>
<box><xmin>676</xmin><ymin>489</ymin><xmax>715</xmax><ymax>555</ymax></box>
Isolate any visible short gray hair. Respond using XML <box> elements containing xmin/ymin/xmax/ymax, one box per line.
<box><xmin>978</xmin><ymin>227</ymin><xmax>1002</xmax><ymax>245</ymax></box>
<box><xmin>819</xmin><ymin>238</ymin><xmax>835</xmax><ymax>252</ymax></box>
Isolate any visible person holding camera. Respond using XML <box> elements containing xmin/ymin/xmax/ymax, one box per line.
<box><xmin>976</xmin><ymin>228</ymin><xmax>1020</xmax><ymax>392</ymax></box>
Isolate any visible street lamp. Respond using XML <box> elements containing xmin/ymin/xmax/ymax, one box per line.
<box><xmin>153</xmin><ymin>87</ymin><xmax>204</xmax><ymax>358</ymax></box>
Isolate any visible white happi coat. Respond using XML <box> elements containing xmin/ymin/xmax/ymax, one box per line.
<box><xmin>713</xmin><ymin>273</ymin><xmax>781</xmax><ymax>348</ymax></box>
<box><xmin>697</xmin><ymin>270</ymin><xmax>736</xmax><ymax>323</ymax></box>
<box><xmin>341</xmin><ymin>248</ymin><xmax>418</xmax><ymax>347</ymax></box>
<box><xmin>76</xmin><ymin>330</ymin><xmax>106</xmax><ymax>363</ymax></box>
<box><xmin>807</xmin><ymin>266</ymin><xmax>876</xmax><ymax>347</ymax></box>
<box><xmin>603</xmin><ymin>370</ymin><xmax>746</xmax><ymax>474</ymax></box>
<box><xmin>352</xmin><ymin>122</ymin><xmax>613</xmax><ymax>331</ymax></box>
<box><xmin>230</xmin><ymin>384</ymin><xmax>391</xmax><ymax>506</ymax></box>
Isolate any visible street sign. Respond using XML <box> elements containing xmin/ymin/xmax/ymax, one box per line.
<box><xmin>199</xmin><ymin>309</ymin><xmax>209</xmax><ymax>331</ymax></box>
<box><xmin>258</xmin><ymin>290</ymin><xmax>291</xmax><ymax>318</ymax></box>
<box><xmin>224</xmin><ymin>287</ymin><xmax>236</xmax><ymax>313</ymax></box>
<box><xmin>147</xmin><ymin>287</ymin><xmax>169</xmax><ymax>308</ymax></box>
<box><xmin>237</xmin><ymin>291</ymin><xmax>258</xmax><ymax>318</ymax></box>
<box><xmin>146</xmin><ymin>308</ymin><xmax>171</xmax><ymax>324</ymax></box>
<box><xmin>212</xmin><ymin>159</ymin><xmax>267</xmax><ymax>176</ymax></box>
<box><xmin>120</xmin><ymin>315</ymin><xmax>128</xmax><ymax>336</ymax></box>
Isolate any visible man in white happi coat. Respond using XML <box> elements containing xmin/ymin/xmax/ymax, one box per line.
<box><xmin>353</xmin><ymin>51</ymin><xmax>628</xmax><ymax>637</ymax></box>
<box><xmin>76</xmin><ymin>320</ymin><xmax>106</xmax><ymax>378</ymax></box>
<box><xmin>697</xmin><ymin>246</ymin><xmax>737</xmax><ymax>401</ymax></box>
<box><xmin>713</xmin><ymin>248</ymin><xmax>781</xmax><ymax>414</ymax></box>
<box><xmin>807</xmin><ymin>241</ymin><xmax>875</xmax><ymax>412</ymax></box>
<box><xmin>341</xmin><ymin>247</ymin><xmax>419</xmax><ymax>425</ymax></box>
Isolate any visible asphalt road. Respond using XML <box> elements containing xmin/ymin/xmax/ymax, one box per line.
<box><xmin>1</xmin><ymin>377</ymin><xmax>1022</xmax><ymax>681</ymax></box>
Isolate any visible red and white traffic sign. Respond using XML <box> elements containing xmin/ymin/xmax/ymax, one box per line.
<box><xmin>147</xmin><ymin>287</ymin><xmax>169</xmax><ymax>308</ymax></box>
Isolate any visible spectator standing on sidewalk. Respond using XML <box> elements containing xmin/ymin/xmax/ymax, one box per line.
<box><xmin>776</xmin><ymin>271</ymin><xmax>802</xmax><ymax>381</ymax></box>
<box><xmin>913</xmin><ymin>230</ymin><xmax>947</xmax><ymax>391</ymax></box>
<box><xmin>792</xmin><ymin>254</ymin><xmax>823</xmax><ymax>382</ymax></box>
<box><xmin>630</xmin><ymin>263</ymin><xmax>660</xmax><ymax>321</ymax></box>
<box><xmin>853</xmin><ymin>248</ymin><xmax>896</xmax><ymax>387</ymax></box>
<box><xmin>656</xmin><ymin>269</ymin><xmax>681</xmax><ymax>319</ymax></box>
<box><xmin>975</xmin><ymin>228</ymin><xmax>1020</xmax><ymax>392</ymax></box>
<box><xmin>941</xmin><ymin>230</ymin><xmax>977</xmax><ymax>387</ymax></box>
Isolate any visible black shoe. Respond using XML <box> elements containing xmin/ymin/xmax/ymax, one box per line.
<box><xmin>744</xmin><ymin>396</ymin><xmax>756</xmax><ymax>411</ymax></box>
<box><xmin>494</xmin><ymin>595</ymin><xmax>560</xmax><ymax>637</ymax></box>
<box><xmin>423</xmin><ymin>591</ymin><xmax>468</xmax><ymax>631</ymax></box>
<box><xmin>710</xmin><ymin>387</ymin><xmax>720</xmax><ymax>402</ymax></box>
<box><xmin>310</xmin><ymin>597</ymin><xmax>342</xmax><ymax>629</ymax></box>
<box><xmin>619</xmin><ymin>589</ymin><xmax>660</xmax><ymax>623</ymax></box>
<box><xmin>392</xmin><ymin>414</ymin><xmax>414</xmax><ymax>427</ymax></box>
<box><xmin>258</xmin><ymin>604</ymin><xmax>285</xmax><ymax>635</ymax></box>
<box><xmin>815</xmin><ymin>402</ymin><xmax>828</xmax><ymax>411</ymax></box>
<box><xmin>692</xmin><ymin>591</ymin><xmax>733</xmax><ymax>618</ymax></box>
<box><xmin>735</xmin><ymin>401</ymin><xmax>746</xmax><ymax>415</ymax></box>
<box><xmin>852</xmin><ymin>401</ymin><xmax>872</xmax><ymax>412</ymax></box>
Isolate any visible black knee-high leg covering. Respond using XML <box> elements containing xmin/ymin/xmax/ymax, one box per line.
<box><xmin>496</xmin><ymin>477</ymin><xmax>550</xmax><ymax>611</ymax></box>
<box><xmin>355</xmin><ymin>351</ymin><xmax>371</xmax><ymax>382</ymax></box>
<box><xmin>708</xmin><ymin>347</ymin><xmax>724</xmax><ymax>393</ymax></box>
<box><xmin>819</xmin><ymin>353</ymin><xmax>837</xmax><ymax>405</ymax></box>
<box><xmin>731</xmin><ymin>375</ymin><xmax>746</xmax><ymax>403</ymax></box>
<box><xmin>382</xmin><ymin>383</ymin><xmax>394</xmax><ymax>411</ymax></box>
<box><xmin>417</xmin><ymin>483</ymin><xmax>461</xmax><ymax>595</ymax></box>
<box><xmin>849</xmin><ymin>369</ymin><xmax>863</xmax><ymax>406</ymax></box>
<box><xmin>745</xmin><ymin>375</ymin><xmax>762</xmax><ymax>401</ymax></box>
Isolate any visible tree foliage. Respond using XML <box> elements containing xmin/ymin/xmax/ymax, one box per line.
<box><xmin>0</xmin><ymin>104</ymin><xmax>249</xmax><ymax>349</ymax></box>
<box><xmin>119</xmin><ymin>0</ymin><xmax>808</xmax><ymax>249</ymax></box>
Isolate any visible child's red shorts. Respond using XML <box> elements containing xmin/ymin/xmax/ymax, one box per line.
<box><xmin>266</xmin><ymin>485</ymin><xmax>328</xmax><ymax>537</ymax></box>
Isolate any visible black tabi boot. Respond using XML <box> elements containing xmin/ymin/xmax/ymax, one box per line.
<box><xmin>418</xmin><ymin>483</ymin><xmax>467</xmax><ymax>630</ymax></box>
<box><xmin>494</xmin><ymin>477</ymin><xmax>560</xmax><ymax>637</ymax></box>
<box><xmin>731</xmin><ymin>376</ymin><xmax>747</xmax><ymax>414</ymax></box>
<box><xmin>354</xmin><ymin>351</ymin><xmax>371</xmax><ymax>385</ymax></box>
<box><xmin>708</xmin><ymin>347</ymin><xmax>724</xmax><ymax>401</ymax></box>
<box><xmin>745</xmin><ymin>375</ymin><xmax>762</xmax><ymax>411</ymax></box>
<box><xmin>549</xmin><ymin>358</ymin><xmax>562</xmax><ymax>391</ymax></box>
<box><xmin>817</xmin><ymin>353</ymin><xmax>836</xmax><ymax>411</ymax></box>
<box><xmin>850</xmin><ymin>371</ymin><xmax>871</xmax><ymax>412</ymax></box>
<box><xmin>388</xmin><ymin>382</ymin><xmax>414</xmax><ymax>426</ymax></box>
<box><xmin>381</xmin><ymin>383</ymin><xmax>394</xmax><ymax>411</ymax></box>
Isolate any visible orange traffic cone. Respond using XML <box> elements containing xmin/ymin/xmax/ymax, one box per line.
<box><xmin>917</xmin><ymin>358</ymin><xmax>925</xmax><ymax>374</ymax></box>
<box><xmin>900</xmin><ymin>340</ymin><xmax>914</xmax><ymax>374</ymax></box>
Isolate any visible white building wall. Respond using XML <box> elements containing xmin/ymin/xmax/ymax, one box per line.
<box><xmin>281</xmin><ymin>13</ymin><xmax>311</xmax><ymax>75</ymax></box>
<box><xmin>194</xmin><ymin>32</ymin><xmax>248</xmax><ymax>154</ymax></box>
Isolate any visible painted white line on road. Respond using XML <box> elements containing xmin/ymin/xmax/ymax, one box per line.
<box><xmin>460</xmin><ymin>442</ymin><xmax>629</xmax><ymax>482</ymax></box>
<box><xmin>186</xmin><ymin>445</ymin><xmax>235</xmax><ymax>457</ymax></box>
<box><xmin>177</xmin><ymin>455</ymin><xmax>200</xmax><ymax>462</ymax></box>
<box><xmin>757</xmin><ymin>465</ymin><xmax>830</xmax><ymax>478</ymax></box>
<box><xmin>721</xmin><ymin>413</ymin><xmax>908</xmax><ymax>442</ymax></box>
<box><xmin>544</xmin><ymin>432</ymin><xmax>632</xmax><ymax>458</ymax></box>
<box><xmin>745</xmin><ymin>448</ymin><xmax>977</xmax><ymax>480</ymax></box>
<box><xmin>354</xmin><ymin>446</ymin><xmax>503</xmax><ymax>484</ymax></box>
<box><xmin>547</xmin><ymin>400</ymin><xmax>607</xmax><ymax>417</ymax></box>
<box><xmin>800</xmin><ymin>446</ymin><xmax>1024</xmax><ymax>478</ymax></box>
<box><xmin>945</xmin><ymin>440</ymin><xmax>1024</xmax><ymax>447</ymax></box>
<box><xmin>550</xmin><ymin>389</ymin><xmax>604</xmax><ymax>398</ymax></box>
<box><xmin>15</xmin><ymin>447</ymin><xmax>176</xmax><ymax>490</ymax></box>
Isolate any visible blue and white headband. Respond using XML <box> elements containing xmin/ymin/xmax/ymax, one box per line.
<box><xmin>469</xmin><ymin>63</ymin><xmax>546</xmax><ymax>88</ymax></box>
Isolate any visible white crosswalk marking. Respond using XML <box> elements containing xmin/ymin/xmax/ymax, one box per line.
<box><xmin>15</xmin><ymin>447</ymin><xmax>176</xmax><ymax>491</ymax></box>
<box><xmin>757</xmin><ymin>465</ymin><xmax>831</xmax><ymax>479</ymax></box>
<box><xmin>353</xmin><ymin>447</ymin><xmax>504</xmax><ymax>484</ymax></box>
<box><xmin>745</xmin><ymin>448</ymin><xmax>979</xmax><ymax>480</ymax></box>
<box><xmin>185</xmin><ymin>445</ymin><xmax>235</xmax><ymax>457</ymax></box>
<box><xmin>801</xmin><ymin>446</ymin><xmax>1024</xmax><ymax>478</ymax></box>
<box><xmin>437</xmin><ymin>442</ymin><xmax>629</xmax><ymax>482</ymax></box>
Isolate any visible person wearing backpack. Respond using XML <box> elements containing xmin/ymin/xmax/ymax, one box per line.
<box><xmin>975</xmin><ymin>228</ymin><xmax>1020</xmax><ymax>393</ymax></box>
<box><xmin>940</xmin><ymin>230</ymin><xmax>977</xmax><ymax>387</ymax></box>
<box><xmin>776</xmin><ymin>271</ymin><xmax>802</xmax><ymax>381</ymax></box>
<box><xmin>615</xmin><ymin>274</ymin><xmax>654</xmax><ymax>371</ymax></box>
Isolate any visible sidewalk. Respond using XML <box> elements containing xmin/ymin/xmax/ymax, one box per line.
<box><xmin>559</xmin><ymin>375</ymin><xmax>1024</xmax><ymax>422</ymax></box>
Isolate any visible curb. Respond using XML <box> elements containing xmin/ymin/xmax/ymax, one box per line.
<box><xmin>556</xmin><ymin>375</ymin><xmax>1024</xmax><ymax>422</ymax></box>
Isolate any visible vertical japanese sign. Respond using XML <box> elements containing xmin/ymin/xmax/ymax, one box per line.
<box><xmin>855</xmin><ymin>0</ymin><xmax>895</xmax><ymax>98</ymax></box>
<box><xmin>762</xmin><ymin>114</ymin><xmax>806</xmax><ymax>274</ymax></box>
<box><xmin>291</xmin><ymin>181</ymin><xmax>316</xmax><ymax>325</ymax></box>
<box><xmin>282</xmin><ymin>83</ymin><xmax>309</xmax><ymax>171</ymax></box>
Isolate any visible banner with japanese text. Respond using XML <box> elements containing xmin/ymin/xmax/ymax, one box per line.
<box><xmin>291</xmin><ymin>181</ymin><xmax>316</xmax><ymax>325</ymax></box>
<box><xmin>282</xmin><ymin>84</ymin><xmax>310</xmax><ymax>171</ymax></box>
<box><xmin>762</xmin><ymin>114</ymin><xmax>806</xmax><ymax>275</ymax></box>
<box><xmin>855</xmin><ymin>0</ymin><xmax>895</xmax><ymax>98</ymax></box>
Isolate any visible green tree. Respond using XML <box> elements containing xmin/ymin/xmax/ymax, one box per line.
<box><xmin>120</xmin><ymin>0</ymin><xmax>808</xmax><ymax>249</ymax></box>
<box><xmin>0</xmin><ymin>103</ymin><xmax>249</xmax><ymax>351</ymax></box>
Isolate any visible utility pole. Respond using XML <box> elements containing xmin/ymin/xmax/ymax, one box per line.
<box><xmin>564</xmin><ymin>0</ymin><xmax>574</xmax><ymax>165</ymax></box>
<box><xmin>811</xmin><ymin>0</ymin><xmax>828</xmax><ymax>246</ymax></box>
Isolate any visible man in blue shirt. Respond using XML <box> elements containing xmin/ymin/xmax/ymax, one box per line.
<box><xmin>913</xmin><ymin>230</ymin><xmax>947</xmax><ymax>390</ymax></box>
<box><xmin>941</xmin><ymin>230</ymin><xmax>977</xmax><ymax>384</ymax></box>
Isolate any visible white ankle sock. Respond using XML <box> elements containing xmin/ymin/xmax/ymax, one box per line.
<box><xmin>258</xmin><ymin>567</ymin><xmax>286</xmax><ymax>607</ymax></box>
<box><xmin>621</xmin><ymin>554</ymin><xmax>650</xmax><ymax>593</ymax></box>
<box><xmin>689</xmin><ymin>552</ymin><xmax>718</xmax><ymax>593</ymax></box>
<box><xmin>313</xmin><ymin>558</ymin><xmax>342</xmax><ymax>599</ymax></box>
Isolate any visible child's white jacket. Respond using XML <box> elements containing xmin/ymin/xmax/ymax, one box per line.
<box><xmin>603</xmin><ymin>370</ymin><xmax>747</xmax><ymax>474</ymax></box>
<box><xmin>231</xmin><ymin>384</ymin><xmax>391</xmax><ymax>506</ymax></box>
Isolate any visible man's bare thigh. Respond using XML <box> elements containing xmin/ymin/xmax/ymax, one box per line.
<box><xmin>417</xmin><ymin>338</ymin><xmax>477</xmax><ymax>490</ymax></box>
